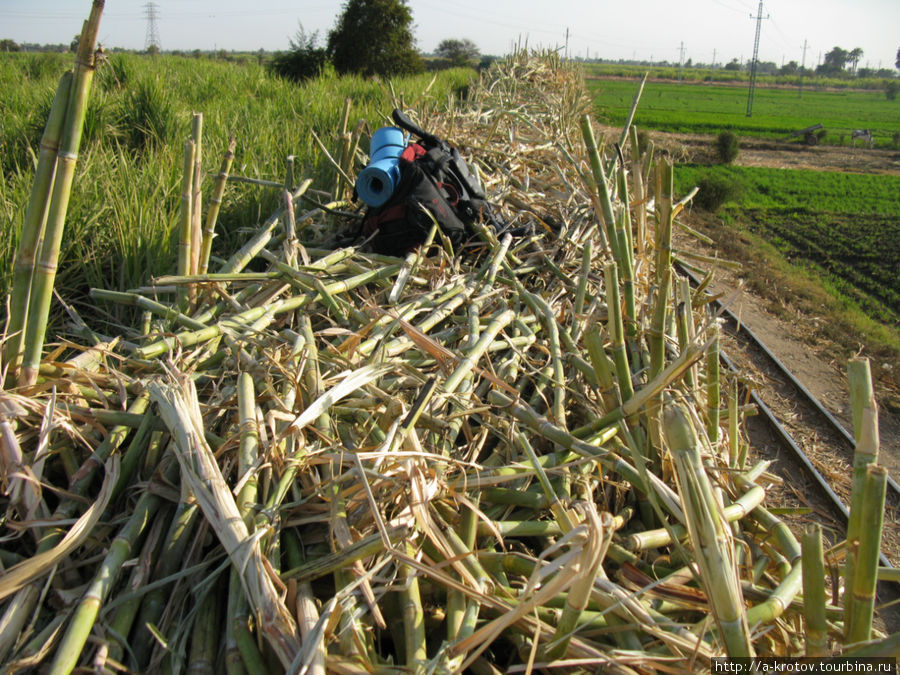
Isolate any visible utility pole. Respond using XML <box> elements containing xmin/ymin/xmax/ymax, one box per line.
<box><xmin>564</xmin><ymin>28</ymin><xmax>569</xmax><ymax>60</ymax></box>
<box><xmin>798</xmin><ymin>38</ymin><xmax>808</xmax><ymax>97</ymax></box>
<box><xmin>712</xmin><ymin>48</ymin><xmax>716</xmax><ymax>82</ymax></box>
<box><xmin>745</xmin><ymin>0</ymin><xmax>769</xmax><ymax>117</ymax></box>
<box><xmin>678</xmin><ymin>41</ymin><xmax>686</xmax><ymax>80</ymax></box>
<box><xmin>144</xmin><ymin>2</ymin><xmax>161</xmax><ymax>53</ymax></box>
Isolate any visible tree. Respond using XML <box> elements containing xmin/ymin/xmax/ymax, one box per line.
<box><xmin>327</xmin><ymin>0</ymin><xmax>423</xmax><ymax>77</ymax></box>
<box><xmin>848</xmin><ymin>47</ymin><xmax>863</xmax><ymax>74</ymax></box>
<box><xmin>269</xmin><ymin>24</ymin><xmax>329</xmax><ymax>82</ymax></box>
<box><xmin>818</xmin><ymin>46</ymin><xmax>849</xmax><ymax>76</ymax></box>
<box><xmin>0</xmin><ymin>39</ymin><xmax>21</xmax><ymax>52</ymax></box>
<box><xmin>435</xmin><ymin>38</ymin><xmax>479</xmax><ymax>68</ymax></box>
<box><xmin>779</xmin><ymin>60</ymin><xmax>799</xmax><ymax>76</ymax></box>
<box><xmin>724</xmin><ymin>58</ymin><xmax>741</xmax><ymax>71</ymax></box>
<box><xmin>896</xmin><ymin>46</ymin><xmax>899</xmax><ymax>72</ymax></box>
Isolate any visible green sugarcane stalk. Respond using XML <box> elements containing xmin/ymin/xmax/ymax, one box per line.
<box><xmin>706</xmin><ymin>325</ymin><xmax>721</xmax><ymax>444</ymax></box>
<box><xmin>842</xmin><ymin>631</ymin><xmax>900</xmax><ymax>658</ymax></box>
<box><xmin>515</xmin><ymin>433</ymin><xmax>576</xmax><ymax>533</ymax></box>
<box><xmin>47</xmin><ymin>490</ymin><xmax>161</xmax><ymax>675</ymax></box>
<box><xmin>629</xmin><ymin>124</ymin><xmax>647</xmax><ymax>256</ymax></box>
<box><xmin>655</xmin><ymin>159</ymin><xmax>675</xmax><ymax>287</ymax></box>
<box><xmin>573</xmin><ymin>334</ymin><xmax>710</xmax><ymax>441</ymax></box>
<box><xmin>136</xmin><ymin>264</ymin><xmax>399</xmax><ymax>359</ymax></box>
<box><xmin>845</xmin><ymin>464</ymin><xmax>888</xmax><ymax>645</ymax></box>
<box><xmin>584</xmin><ymin>327</ymin><xmax>620</xmax><ymax>412</ymax></box>
<box><xmin>131</xmin><ymin>500</ymin><xmax>200</xmax><ymax>667</ymax></box>
<box><xmin>648</xmin><ymin>267</ymin><xmax>672</xmax><ymax>382</ymax></box>
<box><xmin>743</xmin><ymin>505</ymin><xmax>803</xmax><ymax>628</ymax></box>
<box><xmin>579</xmin><ymin>115</ymin><xmax>614</xmax><ymax>252</ymax></box>
<box><xmin>649</xmin><ymin>163</ymin><xmax>677</xmax><ymax>448</ymax></box>
<box><xmin>517</xmin><ymin>289</ymin><xmax>567</xmax><ymax>426</ymax></box>
<box><xmin>217</xmin><ymin>181</ymin><xmax>312</xmax><ymax>274</ymax></box>
<box><xmin>187</xmin><ymin>584</ymin><xmax>219</xmax><ymax>675</ymax></box>
<box><xmin>843</xmin><ymin>357</ymin><xmax>879</xmax><ymax>630</ymax></box>
<box><xmin>177</xmin><ymin>139</ymin><xmax>196</xmax><ymax>313</ymax></box>
<box><xmin>90</xmin><ymin>288</ymin><xmax>208</xmax><ymax>330</ymax></box>
<box><xmin>400</xmin><ymin>540</ymin><xmax>427</xmax><ymax>668</ymax></box>
<box><xmin>190</xmin><ymin>113</ymin><xmax>203</xmax><ymax>278</ymax></box>
<box><xmin>574</xmin><ymin>238</ymin><xmax>592</xmax><ymax>316</ymax></box>
<box><xmin>488</xmin><ymin>390</ymin><xmax>684</xmax><ymax>520</ymax></box>
<box><xmin>19</xmin><ymin>1</ymin><xmax>104</xmax><ymax>387</ymax></box>
<box><xmin>5</xmin><ymin>613</ymin><xmax>68</xmax><ymax>668</ymax></box>
<box><xmin>614</xmin><ymin>174</ymin><xmax>636</xmax><ymax>338</ymax></box>
<box><xmin>624</xmin><ymin>483</ymin><xmax>766</xmax><ymax>551</ymax></box>
<box><xmin>646</xmin><ymin>264</ymin><xmax>673</xmax><ymax>466</ymax></box>
<box><xmin>664</xmin><ymin>402</ymin><xmax>753</xmax><ymax>657</ymax></box>
<box><xmin>801</xmin><ymin>524</ymin><xmax>828</xmax><ymax>657</ymax></box>
<box><xmin>604</xmin><ymin>262</ymin><xmax>634</xmax><ymax>403</ymax></box>
<box><xmin>109</xmin><ymin>394</ymin><xmax>154</xmax><ymax>503</ymax></box>
<box><xmin>546</xmin><ymin>510</ymin><xmax>609</xmax><ymax>661</ymax></box>
<box><xmin>4</xmin><ymin>71</ymin><xmax>72</xmax><ymax>380</ymax></box>
<box><xmin>446</xmin><ymin>301</ymin><xmax>483</xmax><ymax>639</ymax></box>
<box><xmin>609</xmin><ymin>72</ymin><xmax>647</xmax><ymax>176</ymax></box>
<box><xmin>236</xmin><ymin>371</ymin><xmax>259</xmax><ymax>525</ymax></box>
<box><xmin>224</xmin><ymin>569</ymin><xmax>249</xmax><ymax>675</ymax></box>
<box><xmin>283</xmin><ymin>529</ymin><xmax>325</xmax><ymax>675</ymax></box>
<box><xmin>729</xmin><ymin>379</ymin><xmax>744</xmax><ymax>468</ymax></box>
<box><xmin>230</xmin><ymin>571</ymin><xmax>267</xmax><ymax>675</ymax></box>
<box><xmin>675</xmin><ymin>278</ymin><xmax>696</xmax><ymax>391</ymax></box>
<box><xmin>199</xmin><ymin>135</ymin><xmax>236</xmax><ymax>275</ymax></box>
<box><xmin>104</xmin><ymin>511</ymin><xmax>170</xmax><ymax>668</ymax></box>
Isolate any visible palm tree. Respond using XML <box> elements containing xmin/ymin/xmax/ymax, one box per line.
<box><xmin>849</xmin><ymin>47</ymin><xmax>864</xmax><ymax>74</ymax></box>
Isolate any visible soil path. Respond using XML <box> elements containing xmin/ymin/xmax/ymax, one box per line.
<box><xmin>656</xmin><ymin>129</ymin><xmax>900</xmax><ymax>175</ymax></box>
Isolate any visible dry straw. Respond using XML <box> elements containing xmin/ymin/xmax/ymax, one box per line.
<box><xmin>2</xmin><ymin>26</ymin><xmax>896</xmax><ymax>673</ymax></box>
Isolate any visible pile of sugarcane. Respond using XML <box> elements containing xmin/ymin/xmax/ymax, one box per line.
<box><xmin>1</xmin><ymin>5</ymin><xmax>897</xmax><ymax>673</ymax></box>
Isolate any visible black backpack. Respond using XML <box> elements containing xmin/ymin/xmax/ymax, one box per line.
<box><xmin>360</xmin><ymin>109</ymin><xmax>504</xmax><ymax>256</ymax></box>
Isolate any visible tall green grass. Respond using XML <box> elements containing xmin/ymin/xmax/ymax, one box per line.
<box><xmin>0</xmin><ymin>52</ymin><xmax>473</xmax><ymax>329</ymax></box>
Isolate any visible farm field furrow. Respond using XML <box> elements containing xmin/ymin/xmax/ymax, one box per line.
<box><xmin>673</xmin><ymin>164</ymin><xmax>900</xmax><ymax>322</ymax></box>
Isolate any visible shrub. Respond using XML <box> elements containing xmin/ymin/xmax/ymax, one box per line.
<box><xmin>694</xmin><ymin>171</ymin><xmax>744</xmax><ymax>212</ymax></box>
<box><xmin>268</xmin><ymin>27</ymin><xmax>328</xmax><ymax>83</ymax></box>
<box><xmin>885</xmin><ymin>81</ymin><xmax>899</xmax><ymax>101</ymax></box>
<box><xmin>715</xmin><ymin>130</ymin><xmax>739</xmax><ymax>163</ymax></box>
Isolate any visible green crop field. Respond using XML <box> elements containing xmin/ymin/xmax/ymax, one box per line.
<box><xmin>0</xmin><ymin>52</ymin><xmax>473</xmax><ymax>327</ymax></box>
<box><xmin>585</xmin><ymin>72</ymin><xmax>900</xmax><ymax>334</ymax></box>
<box><xmin>588</xmin><ymin>76</ymin><xmax>900</xmax><ymax>145</ymax></box>
<box><xmin>674</xmin><ymin>165</ymin><xmax>900</xmax><ymax>322</ymax></box>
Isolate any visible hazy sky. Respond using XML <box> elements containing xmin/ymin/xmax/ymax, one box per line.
<box><xmin>3</xmin><ymin>1</ymin><xmax>899</xmax><ymax>71</ymax></box>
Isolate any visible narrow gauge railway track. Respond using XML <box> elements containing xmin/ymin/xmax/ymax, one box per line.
<box><xmin>677</xmin><ymin>263</ymin><xmax>900</xmax><ymax>572</ymax></box>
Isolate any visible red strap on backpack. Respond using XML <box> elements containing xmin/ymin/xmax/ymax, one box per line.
<box><xmin>401</xmin><ymin>143</ymin><xmax>426</xmax><ymax>163</ymax></box>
